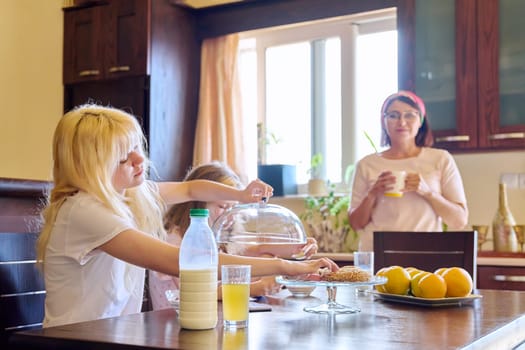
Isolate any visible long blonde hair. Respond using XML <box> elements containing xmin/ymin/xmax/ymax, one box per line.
<box><xmin>37</xmin><ymin>104</ymin><xmax>166</xmax><ymax>263</ymax></box>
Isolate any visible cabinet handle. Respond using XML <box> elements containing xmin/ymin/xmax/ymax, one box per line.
<box><xmin>78</xmin><ymin>69</ymin><xmax>100</xmax><ymax>77</ymax></box>
<box><xmin>493</xmin><ymin>275</ymin><xmax>525</xmax><ymax>282</ymax></box>
<box><xmin>108</xmin><ymin>66</ymin><xmax>131</xmax><ymax>73</ymax></box>
<box><xmin>435</xmin><ymin>135</ymin><xmax>470</xmax><ymax>142</ymax></box>
<box><xmin>488</xmin><ymin>132</ymin><xmax>525</xmax><ymax>140</ymax></box>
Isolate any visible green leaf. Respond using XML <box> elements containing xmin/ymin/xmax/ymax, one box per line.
<box><xmin>363</xmin><ymin>130</ymin><xmax>378</xmax><ymax>153</ymax></box>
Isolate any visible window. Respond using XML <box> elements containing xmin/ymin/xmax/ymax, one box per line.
<box><xmin>239</xmin><ymin>8</ymin><xmax>397</xmax><ymax>192</ymax></box>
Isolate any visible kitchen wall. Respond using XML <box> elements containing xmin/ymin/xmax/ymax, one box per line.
<box><xmin>455</xmin><ymin>151</ymin><xmax>525</xmax><ymax>230</ymax></box>
<box><xmin>1</xmin><ymin>1</ymin><xmax>524</xmax><ymax>235</ymax></box>
<box><xmin>0</xmin><ymin>0</ymin><xmax>63</xmax><ymax>181</ymax></box>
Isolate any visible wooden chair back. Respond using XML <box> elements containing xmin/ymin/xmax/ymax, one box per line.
<box><xmin>0</xmin><ymin>232</ymin><xmax>45</xmax><ymax>348</ymax></box>
<box><xmin>373</xmin><ymin>231</ymin><xmax>477</xmax><ymax>287</ymax></box>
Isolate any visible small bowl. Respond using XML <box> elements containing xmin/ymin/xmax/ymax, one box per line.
<box><xmin>286</xmin><ymin>285</ymin><xmax>316</xmax><ymax>297</ymax></box>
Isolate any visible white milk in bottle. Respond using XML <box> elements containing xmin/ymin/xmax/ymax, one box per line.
<box><xmin>178</xmin><ymin>208</ymin><xmax>218</xmax><ymax>329</ymax></box>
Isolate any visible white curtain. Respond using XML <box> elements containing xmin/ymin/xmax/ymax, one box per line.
<box><xmin>192</xmin><ymin>34</ymin><xmax>249</xmax><ymax>183</ymax></box>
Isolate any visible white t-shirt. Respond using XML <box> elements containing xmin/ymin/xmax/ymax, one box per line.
<box><xmin>350</xmin><ymin>147</ymin><xmax>467</xmax><ymax>251</ymax></box>
<box><xmin>43</xmin><ymin>191</ymin><xmax>142</xmax><ymax>327</ymax></box>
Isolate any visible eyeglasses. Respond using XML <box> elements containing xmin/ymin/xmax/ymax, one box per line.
<box><xmin>383</xmin><ymin>111</ymin><xmax>420</xmax><ymax>122</ymax></box>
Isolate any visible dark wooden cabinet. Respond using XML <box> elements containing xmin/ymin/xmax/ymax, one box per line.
<box><xmin>104</xmin><ymin>0</ymin><xmax>148</xmax><ymax>79</ymax></box>
<box><xmin>63</xmin><ymin>0</ymin><xmax>148</xmax><ymax>84</ymax></box>
<box><xmin>63</xmin><ymin>0</ymin><xmax>201</xmax><ymax>181</ymax></box>
<box><xmin>476</xmin><ymin>0</ymin><xmax>525</xmax><ymax>150</ymax></box>
<box><xmin>63</xmin><ymin>5</ymin><xmax>102</xmax><ymax>83</ymax></box>
<box><xmin>398</xmin><ymin>0</ymin><xmax>525</xmax><ymax>152</ymax></box>
<box><xmin>478</xmin><ymin>266</ymin><xmax>525</xmax><ymax>291</ymax></box>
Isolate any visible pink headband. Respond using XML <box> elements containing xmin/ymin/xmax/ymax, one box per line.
<box><xmin>381</xmin><ymin>90</ymin><xmax>426</xmax><ymax>121</ymax></box>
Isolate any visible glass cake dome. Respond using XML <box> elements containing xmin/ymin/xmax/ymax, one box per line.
<box><xmin>212</xmin><ymin>202</ymin><xmax>308</xmax><ymax>259</ymax></box>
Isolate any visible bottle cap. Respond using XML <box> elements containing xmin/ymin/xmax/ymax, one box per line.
<box><xmin>190</xmin><ymin>208</ymin><xmax>209</xmax><ymax>217</ymax></box>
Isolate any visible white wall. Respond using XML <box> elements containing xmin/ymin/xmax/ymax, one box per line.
<box><xmin>0</xmin><ymin>0</ymin><xmax>63</xmax><ymax>181</ymax></box>
<box><xmin>455</xmin><ymin>151</ymin><xmax>525</xmax><ymax>230</ymax></box>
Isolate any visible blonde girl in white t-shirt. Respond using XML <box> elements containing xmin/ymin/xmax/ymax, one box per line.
<box><xmin>37</xmin><ymin>104</ymin><xmax>338</xmax><ymax>327</ymax></box>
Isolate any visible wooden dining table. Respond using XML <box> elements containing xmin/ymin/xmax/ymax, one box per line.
<box><xmin>8</xmin><ymin>287</ymin><xmax>525</xmax><ymax>349</ymax></box>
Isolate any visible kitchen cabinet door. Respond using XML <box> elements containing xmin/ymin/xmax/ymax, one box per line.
<box><xmin>478</xmin><ymin>266</ymin><xmax>525</xmax><ymax>291</ymax></box>
<box><xmin>63</xmin><ymin>5</ymin><xmax>105</xmax><ymax>83</ymax></box>
<box><xmin>63</xmin><ymin>0</ymin><xmax>149</xmax><ymax>84</ymax></box>
<box><xmin>416</xmin><ymin>0</ymin><xmax>477</xmax><ymax>151</ymax></box>
<box><xmin>103</xmin><ymin>0</ymin><xmax>149</xmax><ymax>80</ymax></box>
<box><xmin>477</xmin><ymin>0</ymin><xmax>525</xmax><ymax>149</ymax></box>
<box><xmin>398</xmin><ymin>0</ymin><xmax>525</xmax><ymax>152</ymax></box>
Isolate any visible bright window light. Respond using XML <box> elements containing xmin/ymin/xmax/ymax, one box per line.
<box><xmin>239</xmin><ymin>9</ymin><xmax>397</xmax><ymax>192</ymax></box>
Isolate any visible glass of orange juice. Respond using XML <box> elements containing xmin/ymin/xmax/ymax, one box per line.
<box><xmin>221</xmin><ymin>265</ymin><xmax>251</xmax><ymax>328</ymax></box>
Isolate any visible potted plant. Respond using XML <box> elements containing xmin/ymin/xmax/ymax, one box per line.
<box><xmin>300</xmin><ymin>182</ymin><xmax>358</xmax><ymax>253</ymax></box>
<box><xmin>307</xmin><ymin>153</ymin><xmax>327</xmax><ymax>196</ymax></box>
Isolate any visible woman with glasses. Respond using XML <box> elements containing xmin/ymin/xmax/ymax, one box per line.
<box><xmin>348</xmin><ymin>91</ymin><xmax>468</xmax><ymax>251</ymax></box>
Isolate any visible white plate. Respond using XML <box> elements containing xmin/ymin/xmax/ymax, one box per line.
<box><xmin>371</xmin><ymin>290</ymin><xmax>482</xmax><ymax>307</ymax></box>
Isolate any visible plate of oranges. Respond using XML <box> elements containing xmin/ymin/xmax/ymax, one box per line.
<box><xmin>371</xmin><ymin>265</ymin><xmax>482</xmax><ymax>307</ymax></box>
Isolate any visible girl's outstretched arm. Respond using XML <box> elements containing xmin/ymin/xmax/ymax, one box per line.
<box><xmin>157</xmin><ymin>179</ymin><xmax>273</xmax><ymax>205</ymax></box>
<box><xmin>99</xmin><ymin>229</ymin><xmax>337</xmax><ymax>278</ymax></box>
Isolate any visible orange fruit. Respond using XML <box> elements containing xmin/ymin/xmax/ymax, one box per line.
<box><xmin>376</xmin><ymin>267</ymin><xmax>388</xmax><ymax>276</ymax></box>
<box><xmin>434</xmin><ymin>267</ymin><xmax>448</xmax><ymax>276</ymax></box>
<box><xmin>441</xmin><ymin>267</ymin><xmax>473</xmax><ymax>297</ymax></box>
<box><xmin>375</xmin><ymin>267</ymin><xmax>389</xmax><ymax>292</ymax></box>
<box><xmin>418</xmin><ymin>273</ymin><xmax>447</xmax><ymax>298</ymax></box>
<box><xmin>405</xmin><ymin>267</ymin><xmax>422</xmax><ymax>278</ymax></box>
<box><xmin>382</xmin><ymin>266</ymin><xmax>411</xmax><ymax>295</ymax></box>
<box><xmin>410</xmin><ymin>271</ymin><xmax>430</xmax><ymax>297</ymax></box>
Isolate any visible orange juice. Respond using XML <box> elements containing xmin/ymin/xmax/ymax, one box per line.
<box><xmin>222</xmin><ymin>283</ymin><xmax>250</xmax><ymax>321</ymax></box>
